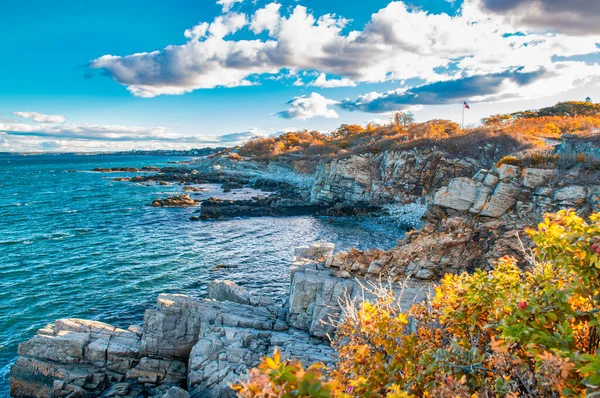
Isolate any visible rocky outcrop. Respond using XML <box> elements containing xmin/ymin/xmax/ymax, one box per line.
<box><xmin>311</xmin><ymin>149</ymin><xmax>478</xmax><ymax>206</ymax></box>
<box><xmin>92</xmin><ymin>167</ymin><xmax>160</xmax><ymax>173</ymax></box>
<box><xmin>151</xmin><ymin>195</ymin><xmax>198</xmax><ymax>207</ymax></box>
<box><xmin>322</xmin><ymin>162</ymin><xmax>600</xmax><ymax>282</ymax></box>
<box><xmin>13</xmin><ymin>243</ymin><xmax>425</xmax><ymax>398</ymax></box>
<box><xmin>10</xmin><ymin>318</ymin><xmax>186</xmax><ymax>398</ymax></box>
<box><xmin>556</xmin><ymin>133</ymin><xmax>600</xmax><ymax>161</ymax></box>
<box><xmin>193</xmin><ymin>196</ymin><xmax>325</xmax><ymax>220</ymax></box>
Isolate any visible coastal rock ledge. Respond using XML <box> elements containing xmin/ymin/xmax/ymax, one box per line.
<box><xmin>10</xmin><ymin>244</ymin><xmax>428</xmax><ymax>398</ymax></box>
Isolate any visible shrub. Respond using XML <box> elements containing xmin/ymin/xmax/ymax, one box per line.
<box><xmin>542</xmin><ymin>122</ymin><xmax>562</xmax><ymax>137</ymax></box>
<box><xmin>576</xmin><ymin>152</ymin><xmax>588</xmax><ymax>163</ymax></box>
<box><xmin>232</xmin><ymin>348</ymin><xmax>337</xmax><ymax>397</ymax></box>
<box><xmin>496</xmin><ymin>155</ymin><xmax>522</xmax><ymax>167</ymax></box>
<box><xmin>518</xmin><ymin>150</ymin><xmax>560</xmax><ymax>169</ymax></box>
<box><xmin>236</xmin><ymin>210</ymin><xmax>600</xmax><ymax>397</ymax></box>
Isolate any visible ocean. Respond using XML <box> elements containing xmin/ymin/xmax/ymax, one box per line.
<box><xmin>0</xmin><ymin>154</ymin><xmax>405</xmax><ymax>396</ymax></box>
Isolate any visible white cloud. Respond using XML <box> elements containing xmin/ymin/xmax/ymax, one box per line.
<box><xmin>13</xmin><ymin>111</ymin><xmax>66</xmax><ymax>123</ymax></box>
<box><xmin>216</xmin><ymin>0</ymin><xmax>244</xmax><ymax>13</ymax></box>
<box><xmin>309</xmin><ymin>73</ymin><xmax>356</xmax><ymax>88</ymax></box>
<box><xmin>250</xmin><ymin>2</ymin><xmax>281</xmax><ymax>34</ymax></box>
<box><xmin>90</xmin><ymin>0</ymin><xmax>600</xmax><ymax>106</ymax></box>
<box><xmin>276</xmin><ymin>92</ymin><xmax>339</xmax><ymax>120</ymax></box>
<box><xmin>341</xmin><ymin>62</ymin><xmax>600</xmax><ymax>112</ymax></box>
<box><xmin>208</xmin><ymin>12</ymin><xmax>247</xmax><ymax>39</ymax></box>
<box><xmin>0</xmin><ymin>115</ymin><xmax>270</xmax><ymax>152</ymax></box>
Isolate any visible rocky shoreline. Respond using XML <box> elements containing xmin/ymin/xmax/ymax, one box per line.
<box><xmin>10</xmin><ymin>134</ymin><xmax>600</xmax><ymax>397</ymax></box>
<box><xmin>9</xmin><ymin>243</ymin><xmax>428</xmax><ymax>398</ymax></box>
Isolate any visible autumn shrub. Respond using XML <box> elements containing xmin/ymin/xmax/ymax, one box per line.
<box><xmin>235</xmin><ymin>210</ymin><xmax>600</xmax><ymax>397</ymax></box>
<box><xmin>483</xmin><ymin>102</ymin><xmax>600</xmax><ymax>139</ymax></box>
<box><xmin>518</xmin><ymin>150</ymin><xmax>560</xmax><ymax>169</ymax></box>
<box><xmin>496</xmin><ymin>155</ymin><xmax>522</xmax><ymax>167</ymax></box>
<box><xmin>576</xmin><ymin>153</ymin><xmax>588</xmax><ymax>163</ymax></box>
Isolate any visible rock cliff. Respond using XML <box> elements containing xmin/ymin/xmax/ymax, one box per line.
<box><xmin>323</xmin><ymin>161</ymin><xmax>600</xmax><ymax>282</ymax></box>
<box><xmin>311</xmin><ymin>149</ymin><xmax>478</xmax><ymax>205</ymax></box>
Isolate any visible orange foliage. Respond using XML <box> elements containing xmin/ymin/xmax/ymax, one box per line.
<box><xmin>236</xmin><ymin>211</ymin><xmax>600</xmax><ymax>397</ymax></box>
<box><xmin>238</xmin><ymin>101</ymin><xmax>600</xmax><ymax>165</ymax></box>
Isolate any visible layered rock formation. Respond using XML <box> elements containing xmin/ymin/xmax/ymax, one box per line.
<box><xmin>311</xmin><ymin>149</ymin><xmax>478</xmax><ymax>205</ymax></box>
<box><xmin>11</xmin><ymin>244</ymin><xmax>427</xmax><ymax>398</ymax></box>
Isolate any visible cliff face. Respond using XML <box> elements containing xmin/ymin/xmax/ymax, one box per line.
<box><xmin>324</xmin><ymin>162</ymin><xmax>600</xmax><ymax>282</ymax></box>
<box><xmin>311</xmin><ymin>149</ymin><xmax>479</xmax><ymax>205</ymax></box>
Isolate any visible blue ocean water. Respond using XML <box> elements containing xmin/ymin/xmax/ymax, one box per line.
<box><xmin>0</xmin><ymin>154</ymin><xmax>404</xmax><ymax>396</ymax></box>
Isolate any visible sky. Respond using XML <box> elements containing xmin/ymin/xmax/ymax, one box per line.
<box><xmin>1</xmin><ymin>0</ymin><xmax>599</xmax><ymax>152</ymax></box>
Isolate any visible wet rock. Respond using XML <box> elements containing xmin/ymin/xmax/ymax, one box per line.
<box><xmin>195</xmin><ymin>196</ymin><xmax>326</xmax><ymax>219</ymax></box>
<box><xmin>221</xmin><ymin>182</ymin><xmax>245</xmax><ymax>192</ymax></box>
<box><xmin>151</xmin><ymin>195</ymin><xmax>198</xmax><ymax>207</ymax></box>
<box><xmin>207</xmin><ymin>280</ymin><xmax>273</xmax><ymax>306</ymax></box>
<box><xmin>183</xmin><ymin>186</ymin><xmax>207</xmax><ymax>193</ymax></box>
<box><xmin>92</xmin><ymin>167</ymin><xmax>140</xmax><ymax>173</ymax></box>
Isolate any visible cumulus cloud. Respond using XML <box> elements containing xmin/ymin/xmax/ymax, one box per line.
<box><xmin>341</xmin><ymin>62</ymin><xmax>600</xmax><ymax>112</ymax></box>
<box><xmin>466</xmin><ymin>0</ymin><xmax>600</xmax><ymax>35</ymax></box>
<box><xmin>309</xmin><ymin>73</ymin><xmax>357</xmax><ymax>88</ymax></box>
<box><xmin>250</xmin><ymin>2</ymin><xmax>281</xmax><ymax>34</ymax></box>
<box><xmin>276</xmin><ymin>93</ymin><xmax>339</xmax><ymax>120</ymax></box>
<box><xmin>216</xmin><ymin>0</ymin><xmax>243</xmax><ymax>13</ymax></box>
<box><xmin>90</xmin><ymin>1</ymin><xmax>600</xmax><ymax>98</ymax></box>
<box><xmin>13</xmin><ymin>111</ymin><xmax>66</xmax><ymax>123</ymax></box>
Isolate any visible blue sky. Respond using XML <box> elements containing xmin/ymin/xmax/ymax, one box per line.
<box><xmin>1</xmin><ymin>0</ymin><xmax>599</xmax><ymax>152</ymax></box>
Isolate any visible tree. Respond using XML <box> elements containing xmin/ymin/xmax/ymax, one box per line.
<box><xmin>586</xmin><ymin>97</ymin><xmax>593</xmax><ymax>103</ymax></box>
<box><xmin>392</xmin><ymin>111</ymin><xmax>415</xmax><ymax>129</ymax></box>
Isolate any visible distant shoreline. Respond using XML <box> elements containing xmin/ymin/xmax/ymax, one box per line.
<box><xmin>0</xmin><ymin>147</ymin><xmax>226</xmax><ymax>157</ymax></box>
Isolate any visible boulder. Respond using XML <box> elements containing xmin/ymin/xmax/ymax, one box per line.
<box><xmin>522</xmin><ymin>168</ymin><xmax>557</xmax><ymax>188</ymax></box>
<box><xmin>554</xmin><ymin>185</ymin><xmax>587</xmax><ymax>204</ymax></box>
<box><xmin>480</xmin><ymin>183</ymin><xmax>519</xmax><ymax>217</ymax></box>
<box><xmin>497</xmin><ymin>164</ymin><xmax>520</xmax><ymax>182</ymax></box>
<box><xmin>293</xmin><ymin>243</ymin><xmax>335</xmax><ymax>264</ymax></box>
<box><xmin>432</xmin><ymin>178</ymin><xmax>482</xmax><ymax>211</ymax></box>
<box><xmin>163</xmin><ymin>386</ymin><xmax>190</xmax><ymax>398</ymax></box>
<box><xmin>208</xmin><ymin>280</ymin><xmax>272</xmax><ymax>306</ymax></box>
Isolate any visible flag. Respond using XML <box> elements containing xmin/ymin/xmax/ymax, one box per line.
<box><xmin>464</xmin><ymin>101</ymin><xmax>471</xmax><ymax>109</ymax></box>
